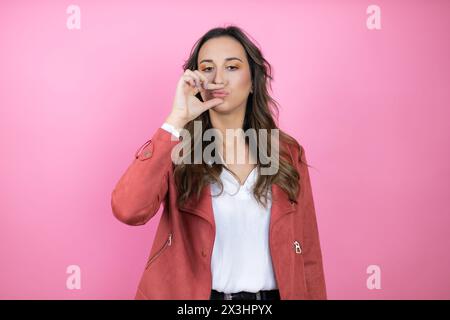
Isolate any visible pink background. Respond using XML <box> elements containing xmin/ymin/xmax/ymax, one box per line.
<box><xmin>1</xmin><ymin>0</ymin><xmax>449</xmax><ymax>299</ymax></box>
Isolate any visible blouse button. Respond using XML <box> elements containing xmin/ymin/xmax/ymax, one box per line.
<box><xmin>201</xmin><ymin>248</ymin><xmax>207</xmax><ymax>257</ymax></box>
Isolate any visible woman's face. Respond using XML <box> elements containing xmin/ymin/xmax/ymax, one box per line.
<box><xmin>198</xmin><ymin>36</ymin><xmax>253</xmax><ymax>114</ymax></box>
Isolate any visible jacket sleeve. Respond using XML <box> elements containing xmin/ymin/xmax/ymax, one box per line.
<box><xmin>297</xmin><ymin>144</ymin><xmax>327</xmax><ymax>299</ymax></box>
<box><xmin>111</xmin><ymin>127</ymin><xmax>180</xmax><ymax>226</ymax></box>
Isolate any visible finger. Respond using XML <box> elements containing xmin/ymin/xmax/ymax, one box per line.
<box><xmin>194</xmin><ymin>70</ymin><xmax>208</xmax><ymax>90</ymax></box>
<box><xmin>201</xmin><ymin>97</ymin><xmax>224</xmax><ymax>111</ymax></box>
<box><xmin>205</xmin><ymin>82</ymin><xmax>225</xmax><ymax>90</ymax></box>
<box><xmin>185</xmin><ymin>69</ymin><xmax>201</xmax><ymax>89</ymax></box>
<box><xmin>182</xmin><ymin>70</ymin><xmax>197</xmax><ymax>87</ymax></box>
<box><xmin>182</xmin><ymin>75</ymin><xmax>196</xmax><ymax>89</ymax></box>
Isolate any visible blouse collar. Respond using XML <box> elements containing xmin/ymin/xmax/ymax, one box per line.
<box><xmin>207</xmin><ymin>152</ymin><xmax>259</xmax><ymax>196</ymax></box>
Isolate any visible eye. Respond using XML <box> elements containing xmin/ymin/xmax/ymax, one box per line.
<box><xmin>201</xmin><ymin>66</ymin><xmax>238</xmax><ymax>72</ymax></box>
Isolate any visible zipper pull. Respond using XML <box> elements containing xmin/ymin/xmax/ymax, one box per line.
<box><xmin>168</xmin><ymin>233</ymin><xmax>173</xmax><ymax>246</ymax></box>
<box><xmin>293</xmin><ymin>240</ymin><xmax>302</xmax><ymax>254</ymax></box>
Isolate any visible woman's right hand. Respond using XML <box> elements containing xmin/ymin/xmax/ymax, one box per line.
<box><xmin>166</xmin><ymin>69</ymin><xmax>225</xmax><ymax>129</ymax></box>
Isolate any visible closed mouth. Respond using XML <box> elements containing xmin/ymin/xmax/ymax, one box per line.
<box><xmin>211</xmin><ymin>90</ymin><xmax>229</xmax><ymax>96</ymax></box>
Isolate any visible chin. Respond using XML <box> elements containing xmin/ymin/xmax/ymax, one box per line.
<box><xmin>210</xmin><ymin>101</ymin><xmax>232</xmax><ymax>112</ymax></box>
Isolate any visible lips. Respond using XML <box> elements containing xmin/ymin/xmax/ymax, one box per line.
<box><xmin>211</xmin><ymin>90</ymin><xmax>229</xmax><ymax>97</ymax></box>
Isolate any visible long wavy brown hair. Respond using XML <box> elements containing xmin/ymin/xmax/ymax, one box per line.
<box><xmin>173</xmin><ymin>25</ymin><xmax>310</xmax><ymax>209</ymax></box>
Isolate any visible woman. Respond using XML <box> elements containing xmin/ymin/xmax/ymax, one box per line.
<box><xmin>111</xmin><ymin>25</ymin><xmax>327</xmax><ymax>300</ymax></box>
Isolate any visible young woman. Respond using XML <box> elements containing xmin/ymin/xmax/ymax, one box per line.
<box><xmin>111</xmin><ymin>25</ymin><xmax>327</xmax><ymax>300</ymax></box>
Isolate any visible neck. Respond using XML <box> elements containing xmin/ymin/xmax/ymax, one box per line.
<box><xmin>208</xmin><ymin>107</ymin><xmax>246</xmax><ymax>136</ymax></box>
<box><xmin>208</xmin><ymin>107</ymin><xmax>249</xmax><ymax>166</ymax></box>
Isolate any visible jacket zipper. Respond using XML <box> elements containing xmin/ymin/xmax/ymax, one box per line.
<box><xmin>145</xmin><ymin>232</ymin><xmax>172</xmax><ymax>270</ymax></box>
<box><xmin>269</xmin><ymin>207</ymin><xmax>297</xmax><ymax>299</ymax></box>
<box><xmin>293</xmin><ymin>240</ymin><xmax>302</xmax><ymax>254</ymax></box>
<box><xmin>293</xmin><ymin>239</ymin><xmax>308</xmax><ymax>292</ymax></box>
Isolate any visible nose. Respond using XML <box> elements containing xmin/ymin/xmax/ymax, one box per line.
<box><xmin>213</xmin><ymin>69</ymin><xmax>225</xmax><ymax>86</ymax></box>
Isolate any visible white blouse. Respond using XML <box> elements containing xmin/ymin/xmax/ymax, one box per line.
<box><xmin>161</xmin><ymin>123</ymin><xmax>278</xmax><ymax>294</ymax></box>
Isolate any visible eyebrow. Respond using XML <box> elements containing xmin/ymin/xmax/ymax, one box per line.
<box><xmin>199</xmin><ymin>57</ymin><xmax>243</xmax><ymax>64</ymax></box>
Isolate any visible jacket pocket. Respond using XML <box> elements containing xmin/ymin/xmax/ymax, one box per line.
<box><xmin>135</xmin><ymin>139</ymin><xmax>154</xmax><ymax>161</ymax></box>
<box><xmin>145</xmin><ymin>232</ymin><xmax>173</xmax><ymax>270</ymax></box>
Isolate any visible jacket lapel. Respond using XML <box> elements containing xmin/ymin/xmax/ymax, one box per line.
<box><xmin>179</xmin><ymin>183</ymin><xmax>215</xmax><ymax>227</ymax></box>
<box><xmin>270</xmin><ymin>183</ymin><xmax>297</xmax><ymax>227</ymax></box>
